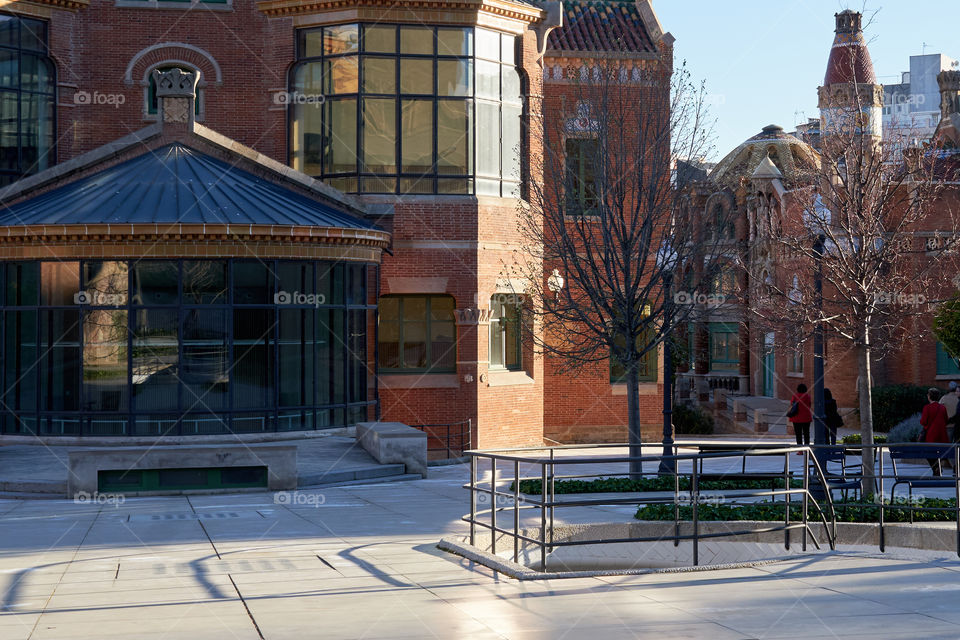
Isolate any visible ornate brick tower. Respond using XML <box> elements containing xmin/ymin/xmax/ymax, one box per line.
<box><xmin>818</xmin><ymin>10</ymin><xmax>883</xmax><ymax>145</ymax></box>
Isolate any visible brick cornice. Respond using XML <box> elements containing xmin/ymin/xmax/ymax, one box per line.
<box><xmin>2</xmin><ymin>0</ymin><xmax>89</xmax><ymax>12</ymax></box>
<box><xmin>0</xmin><ymin>223</ymin><xmax>390</xmax><ymax>259</ymax></box>
<box><xmin>256</xmin><ymin>0</ymin><xmax>544</xmax><ymax>24</ymax></box>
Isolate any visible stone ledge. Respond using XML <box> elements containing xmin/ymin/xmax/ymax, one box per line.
<box><xmin>356</xmin><ymin>422</ymin><xmax>428</xmax><ymax>478</ymax></box>
<box><xmin>67</xmin><ymin>443</ymin><xmax>297</xmax><ymax>497</ymax></box>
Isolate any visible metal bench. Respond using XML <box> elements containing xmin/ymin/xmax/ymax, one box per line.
<box><xmin>888</xmin><ymin>444</ymin><xmax>958</xmax><ymax>509</ymax></box>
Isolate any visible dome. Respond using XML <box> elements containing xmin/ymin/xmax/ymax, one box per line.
<box><xmin>709</xmin><ymin>125</ymin><xmax>821</xmax><ymax>190</ymax></box>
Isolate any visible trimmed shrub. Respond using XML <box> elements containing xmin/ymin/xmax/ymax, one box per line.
<box><xmin>872</xmin><ymin>385</ymin><xmax>941</xmax><ymax>432</ymax></box>
<box><xmin>673</xmin><ymin>402</ymin><xmax>714</xmax><ymax>435</ymax></box>
<box><xmin>886</xmin><ymin>413</ymin><xmax>923</xmax><ymax>443</ymax></box>
<box><xmin>840</xmin><ymin>434</ymin><xmax>886</xmax><ymax>445</ymax></box>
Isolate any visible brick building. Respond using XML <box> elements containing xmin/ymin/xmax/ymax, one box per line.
<box><xmin>0</xmin><ymin>0</ymin><xmax>675</xmax><ymax>446</ymax></box>
<box><xmin>684</xmin><ymin>10</ymin><xmax>960</xmax><ymax>414</ymax></box>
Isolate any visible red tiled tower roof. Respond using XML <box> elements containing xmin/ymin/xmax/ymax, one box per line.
<box><xmin>548</xmin><ymin>0</ymin><xmax>657</xmax><ymax>54</ymax></box>
<box><xmin>824</xmin><ymin>10</ymin><xmax>876</xmax><ymax>85</ymax></box>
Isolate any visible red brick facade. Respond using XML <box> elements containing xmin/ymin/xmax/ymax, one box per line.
<box><xmin>2</xmin><ymin>0</ymin><xmax>677</xmax><ymax>448</ymax></box>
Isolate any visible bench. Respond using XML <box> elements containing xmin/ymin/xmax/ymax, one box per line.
<box><xmin>67</xmin><ymin>444</ymin><xmax>297</xmax><ymax>497</ymax></box>
<box><xmin>356</xmin><ymin>422</ymin><xmax>428</xmax><ymax>478</ymax></box>
<box><xmin>888</xmin><ymin>445</ymin><xmax>958</xmax><ymax>506</ymax></box>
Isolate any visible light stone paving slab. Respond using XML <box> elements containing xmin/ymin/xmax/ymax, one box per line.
<box><xmin>2</xmin><ymin>461</ymin><xmax>960</xmax><ymax>638</ymax></box>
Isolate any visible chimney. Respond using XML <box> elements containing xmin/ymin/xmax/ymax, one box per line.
<box><xmin>939</xmin><ymin>70</ymin><xmax>960</xmax><ymax>119</ymax></box>
<box><xmin>152</xmin><ymin>68</ymin><xmax>200</xmax><ymax>127</ymax></box>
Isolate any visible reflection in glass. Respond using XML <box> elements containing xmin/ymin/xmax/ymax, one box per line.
<box><xmin>40</xmin><ymin>262</ymin><xmax>79</xmax><ymax>306</ymax></box>
<box><xmin>183</xmin><ymin>309</ymin><xmax>228</xmax><ymax>411</ymax></box>
<box><xmin>133</xmin><ymin>262</ymin><xmax>178</xmax><ymax>305</ymax></box>
<box><xmin>233</xmin><ymin>262</ymin><xmax>270</xmax><ymax>305</ymax></box>
<box><xmin>233</xmin><ymin>309</ymin><xmax>274</xmax><ymax>409</ymax></box>
<box><xmin>183</xmin><ymin>261</ymin><xmax>227</xmax><ymax>305</ymax></box>
<box><xmin>83</xmin><ymin>308</ymin><xmax>128</xmax><ymax>411</ymax></box>
<box><xmin>83</xmin><ymin>262</ymin><xmax>129</xmax><ymax>306</ymax></box>
<box><xmin>402</xmin><ymin>99</ymin><xmax>433</xmax><ymax>173</ymax></box>
<box><xmin>40</xmin><ymin>310</ymin><xmax>80</xmax><ymax>411</ymax></box>
<box><xmin>363</xmin><ymin>98</ymin><xmax>397</xmax><ymax>173</ymax></box>
<box><xmin>279</xmin><ymin>309</ymin><xmax>315</xmax><ymax>407</ymax></box>
<box><xmin>132</xmin><ymin>309</ymin><xmax>177</xmax><ymax>411</ymax></box>
<box><xmin>400</xmin><ymin>26</ymin><xmax>433</xmax><ymax>55</ymax></box>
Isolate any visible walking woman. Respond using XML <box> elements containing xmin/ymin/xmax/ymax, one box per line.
<box><xmin>920</xmin><ymin>388</ymin><xmax>952</xmax><ymax>476</ymax></box>
<box><xmin>789</xmin><ymin>383</ymin><xmax>813</xmax><ymax>447</ymax></box>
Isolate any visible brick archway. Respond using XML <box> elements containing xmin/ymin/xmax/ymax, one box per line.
<box><xmin>124</xmin><ymin>42</ymin><xmax>222</xmax><ymax>87</ymax></box>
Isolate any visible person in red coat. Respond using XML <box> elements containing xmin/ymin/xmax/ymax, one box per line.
<box><xmin>789</xmin><ymin>383</ymin><xmax>813</xmax><ymax>447</ymax></box>
<box><xmin>920</xmin><ymin>388</ymin><xmax>952</xmax><ymax>476</ymax></box>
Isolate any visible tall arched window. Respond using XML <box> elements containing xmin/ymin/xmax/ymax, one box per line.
<box><xmin>0</xmin><ymin>14</ymin><xmax>55</xmax><ymax>186</ymax></box>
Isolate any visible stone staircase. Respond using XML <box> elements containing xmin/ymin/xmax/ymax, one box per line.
<box><xmin>709</xmin><ymin>390</ymin><xmax>794</xmax><ymax>438</ymax></box>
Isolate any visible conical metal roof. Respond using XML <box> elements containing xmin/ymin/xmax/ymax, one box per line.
<box><xmin>0</xmin><ymin>143</ymin><xmax>377</xmax><ymax>229</ymax></box>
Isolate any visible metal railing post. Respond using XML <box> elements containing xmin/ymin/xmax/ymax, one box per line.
<box><xmin>955</xmin><ymin>444</ymin><xmax>959</xmax><ymax>559</ymax></box>
<box><xmin>784</xmin><ymin>450</ymin><xmax>791</xmax><ymax>551</ymax></box>
<box><xmin>878</xmin><ymin>445</ymin><xmax>885</xmax><ymax>553</ymax></box>
<box><xmin>469</xmin><ymin>455</ymin><xmax>477</xmax><ymax>546</ymax></box>
<box><xmin>490</xmin><ymin>458</ymin><xmax>497</xmax><ymax>555</ymax></box>
<box><xmin>692</xmin><ymin>459</ymin><xmax>699</xmax><ymax>566</ymax></box>
<box><xmin>549</xmin><ymin>448</ymin><xmax>556</xmax><ymax>551</ymax></box>
<box><xmin>802</xmin><ymin>448</ymin><xmax>809</xmax><ymax>552</ymax></box>
<box><xmin>513</xmin><ymin>459</ymin><xmax>520</xmax><ymax>564</ymax></box>
<box><xmin>540</xmin><ymin>460</ymin><xmax>548</xmax><ymax>570</ymax></box>
<box><xmin>673</xmin><ymin>450</ymin><xmax>680</xmax><ymax>548</ymax></box>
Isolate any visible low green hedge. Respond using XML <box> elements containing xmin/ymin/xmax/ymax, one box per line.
<box><xmin>635</xmin><ymin>497</ymin><xmax>957</xmax><ymax>523</ymax></box>
<box><xmin>840</xmin><ymin>434</ymin><xmax>887</xmax><ymax>445</ymax></box>
<box><xmin>673</xmin><ymin>403</ymin><xmax>714</xmax><ymax>435</ymax></box>
<box><xmin>872</xmin><ymin>385</ymin><xmax>944</xmax><ymax>433</ymax></box>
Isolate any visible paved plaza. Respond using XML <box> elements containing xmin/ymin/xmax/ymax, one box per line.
<box><xmin>2</xmin><ymin>451</ymin><xmax>960</xmax><ymax>639</ymax></box>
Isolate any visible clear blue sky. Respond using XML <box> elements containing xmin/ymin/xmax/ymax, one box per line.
<box><xmin>653</xmin><ymin>1</ymin><xmax>958</xmax><ymax>160</ymax></box>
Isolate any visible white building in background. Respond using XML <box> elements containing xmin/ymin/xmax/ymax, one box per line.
<box><xmin>883</xmin><ymin>53</ymin><xmax>959</xmax><ymax>154</ymax></box>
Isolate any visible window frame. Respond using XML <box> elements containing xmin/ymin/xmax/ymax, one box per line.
<box><xmin>564</xmin><ymin>136</ymin><xmax>599</xmax><ymax>216</ymax></box>
<box><xmin>0</xmin><ymin>13</ymin><xmax>56</xmax><ymax>186</ymax></box>
<box><xmin>144</xmin><ymin>63</ymin><xmax>203</xmax><ymax>119</ymax></box>
<box><xmin>708</xmin><ymin>322</ymin><xmax>740</xmax><ymax>372</ymax></box>
<box><xmin>937</xmin><ymin>341</ymin><xmax>960</xmax><ymax>377</ymax></box>
<box><xmin>289</xmin><ymin>23</ymin><xmax>521</xmax><ymax>196</ymax></box>
<box><xmin>377</xmin><ymin>294</ymin><xmax>456</xmax><ymax>374</ymax></box>
<box><xmin>489</xmin><ymin>295</ymin><xmax>522</xmax><ymax>371</ymax></box>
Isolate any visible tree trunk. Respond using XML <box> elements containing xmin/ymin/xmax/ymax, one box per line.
<box><xmin>627</xmin><ymin>365</ymin><xmax>643</xmax><ymax>478</ymax></box>
<box><xmin>857</xmin><ymin>328</ymin><xmax>876</xmax><ymax>497</ymax></box>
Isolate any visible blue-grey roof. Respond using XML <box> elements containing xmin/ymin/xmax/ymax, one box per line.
<box><xmin>0</xmin><ymin>143</ymin><xmax>376</xmax><ymax>229</ymax></box>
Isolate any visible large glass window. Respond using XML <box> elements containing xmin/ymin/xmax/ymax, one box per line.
<box><xmin>290</xmin><ymin>23</ymin><xmax>521</xmax><ymax>196</ymax></box>
<box><xmin>0</xmin><ymin>259</ymin><xmax>375</xmax><ymax>436</ymax></box>
<box><xmin>0</xmin><ymin>14</ymin><xmax>55</xmax><ymax>186</ymax></box>
<box><xmin>610</xmin><ymin>333</ymin><xmax>658</xmax><ymax>383</ymax></box>
<box><xmin>378</xmin><ymin>295</ymin><xmax>456</xmax><ymax>373</ymax></box>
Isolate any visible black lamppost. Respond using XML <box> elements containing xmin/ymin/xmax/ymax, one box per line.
<box><xmin>659</xmin><ymin>270</ymin><xmax>676</xmax><ymax>474</ymax></box>
<box><xmin>813</xmin><ymin>234</ymin><xmax>827</xmax><ymax>446</ymax></box>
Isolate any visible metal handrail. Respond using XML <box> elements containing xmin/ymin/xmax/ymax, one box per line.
<box><xmin>464</xmin><ymin>443</ymin><xmax>843</xmax><ymax>570</ymax></box>
<box><xmin>412</xmin><ymin>419</ymin><xmax>472</xmax><ymax>460</ymax></box>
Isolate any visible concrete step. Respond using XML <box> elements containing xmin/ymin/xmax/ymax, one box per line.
<box><xmin>0</xmin><ymin>480</ymin><xmax>67</xmax><ymax>494</ymax></box>
<box><xmin>299</xmin><ymin>473</ymin><xmax>421</xmax><ymax>489</ymax></box>
<box><xmin>297</xmin><ymin>463</ymin><xmax>407</xmax><ymax>487</ymax></box>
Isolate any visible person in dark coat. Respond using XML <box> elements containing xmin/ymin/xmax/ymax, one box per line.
<box><xmin>920</xmin><ymin>388</ymin><xmax>952</xmax><ymax>476</ymax></box>
<box><xmin>823</xmin><ymin>388</ymin><xmax>843</xmax><ymax>446</ymax></box>
<box><xmin>789</xmin><ymin>383</ymin><xmax>813</xmax><ymax>447</ymax></box>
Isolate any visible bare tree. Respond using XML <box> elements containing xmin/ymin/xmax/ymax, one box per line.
<box><xmin>755</xmin><ymin>90</ymin><xmax>956</xmax><ymax>494</ymax></box>
<box><xmin>511</xmin><ymin>56</ymin><xmax>726</xmax><ymax>475</ymax></box>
